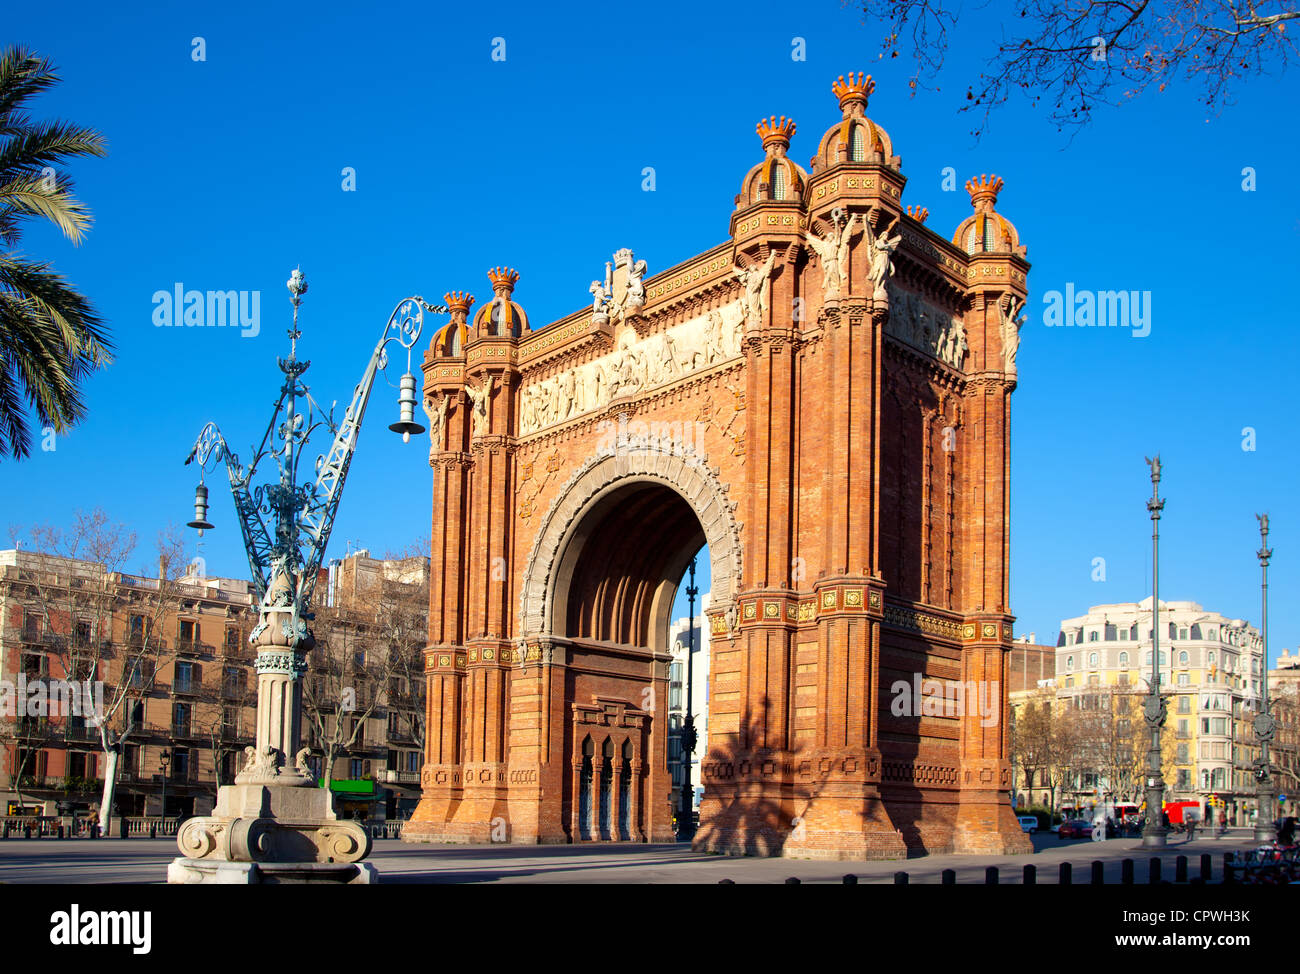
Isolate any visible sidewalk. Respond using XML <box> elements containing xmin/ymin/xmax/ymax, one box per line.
<box><xmin>0</xmin><ymin>830</ymin><xmax>1266</xmax><ymax>883</ymax></box>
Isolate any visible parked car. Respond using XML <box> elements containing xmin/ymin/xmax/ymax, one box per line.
<box><xmin>1017</xmin><ymin>815</ymin><xmax>1039</xmax><ymax>833</ymax></box>
<box><xmin>1057</xmin><ymin>820</ymin><xmax>1094</xmax><ymax>839</ymax></box>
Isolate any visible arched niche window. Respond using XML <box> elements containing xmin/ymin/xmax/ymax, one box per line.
<box><xmin>849</xmin><ymin>124</ymin><xmax>865</xmax><ymax>161</ymax></box>
<box><xmin>578</xmin><ymin>735</ymin><xmax>594</xmax><ymax>841</ymax></box>
<box><xmin>1118</xmin><ymin>651</ymin><xmax>1129</xmax><ymax>667</ymax></box>
<box><xmin>772</xmin><ymin>165</ymin><xmax>788</xmax><ymax>201</ymax></box>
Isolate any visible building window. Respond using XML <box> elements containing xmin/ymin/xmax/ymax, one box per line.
<box><xmin>175</xmin><ymin>661</ymin><xmax>194</xmax><ymax>694</ymax></box>
<box><xmin>1088</xmin><ymin>652</ymin><xmax>1098</xmax><ymax>667</ymax></box>
<box><xmin>1177</xmin><ymin>673</ymin><xmax>1189</xmax><ymax>686</ymax></box>
<box><xmin>1177</xmin><ymin>718</ymin><xmax>1188</xmax><ymax>736</ymax></box>
<box><xmin>1178</xmin><ymin>650</ymin><xmax>1189</xmax><ymax>665</ymax></box>
<box><xmin>173</xmin><ymin>702</ymin><xmax>192</xmax><ymax>737</ymax></box>
<box><xmin>1208</xmin><ymin>650</ymin><xmax>1216</xmax><ymax>665</ymax></box>
<box><xmin>1176</xmin><ymin>744</ymin><xmax>1189</xmax><ymax>764</ymax></box>
<box><xmin>349</xmin><ymin>758</ymin><xmax>364</xmax><ymax>779</ymax></box>
<box><xmin>849</xmin><ymin>123</ymin><xmax>865</xmax><ymax>160</ymax></box>
<box><xmin>1066</xmin><ymin>656</ymin><xmax>1074</xmax><ymax>670</ymax></box>
<box><xmin>1208</xmin><ymin>628</ymin><xmax>1217</xmax><ymax>641</ymax></box>
<box><xmin>1088</xmin><ymin>631</ymin><xmax>1099</xmax><ymax>642</ymax></box>
<box><xmin>1178</xmin><ymin>628</ymin><xmax>1188</xmax><ymax>640</ymax></box>
<box><xmin>1118</xmin><ymin>652</ymin><xmax>1129</xmax><ymax>667</ymax></box>
<box><xmin>1065</xmin><ymin>676</ymin><xmax>1074</xmax><ymax>688</ymax></box>
<box><xmin>1119</xmin><ymin>630</ymin><xmax>1128</xmax><ymax>641</ymax></box>
<box><xmin>1118</xmin><ymin>672</ymin><xmax>1129</xmax><ymax>685</ymax></box>
<box><xmin>1087</xmin><ymin>674</ymin><xmax>1099</xmax><ymax>685</ymax></box>
<box><xmin>1178</xmin><ymin>696</ymin><xmax>1190</xmax><ymax>714</ymax></box>
<box><xmin>225</xmin><ymin>628</ymin><xmax>241</xmax><ymax>652</ymax></box>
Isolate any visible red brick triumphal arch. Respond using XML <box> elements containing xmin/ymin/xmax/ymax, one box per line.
<box><xmin>404</xmin><ymin>73</ymin><xmax>1034</xmax><ymax>859</ymax></box>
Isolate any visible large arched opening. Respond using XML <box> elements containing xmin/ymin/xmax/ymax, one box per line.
<box><xmin>518</xmin><ymin>451</ymin><xmax>739</xmax><ymax>842</ymax></box>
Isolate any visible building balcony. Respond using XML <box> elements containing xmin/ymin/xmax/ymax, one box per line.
<box><xmin>174</xmin><ymin>638</ymin><xmax>211</xmax><ymax>657</ymax></box>
<box><xmin>376</xmin><ymin>769</ymin><xmax>420</xmax><ymax>786</ymax></box>
<box><xmin>12</xmin><ymin>718</ymin><xmax>51</xmax><ymax>738</ymax></box>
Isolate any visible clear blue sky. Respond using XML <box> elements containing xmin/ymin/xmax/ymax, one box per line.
<box><xmin>4</xmin><ymin>1</ymin><xmax>1296</xmax><ymax>658</ymax></box>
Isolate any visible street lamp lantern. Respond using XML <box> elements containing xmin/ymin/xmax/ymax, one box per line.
<box><xmin>186</xmin><ymin>482</ymin><xmax>214</xmax><ymax>533</ymax></box>
<box><xmin>169</xmin><ymin>268</ymin><xmax>447</xmax><ymax>883</ymax></box>
<box><xmin>388</xmin><ymin>371</ymin><xmax>425</xmax><ymax>442</ymax></box>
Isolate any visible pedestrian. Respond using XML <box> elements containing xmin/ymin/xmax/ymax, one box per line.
<box><xmin>1217</xmin><ymin>810</ymin><xmax>1227</xmax><ymax>837</ymax></box>
<box><xmin>1185</xmin><ymin>813</ymin><xmax>1197</xmax><ymax>843</ymax></box>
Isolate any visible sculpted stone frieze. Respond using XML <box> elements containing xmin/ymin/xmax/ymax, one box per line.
<box><xmin>884</xmin><ymin>281</ymin><xmax>968</xmax><ymax>371</ymax></box>
<box><xmin>520</xmin><ymin>298</ymin><xmax>746</xmax><ymax>436</ymax></box>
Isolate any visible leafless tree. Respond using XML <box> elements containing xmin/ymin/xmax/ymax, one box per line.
<box><xmin>6</xmin><ymin>509</ymin><xmax>189</xmax><ymax>833</ymax></box>
<box><xmin>858</xmin><ymin>0</ymin><xmax>1299</xmax><ymax>135</ymax></box>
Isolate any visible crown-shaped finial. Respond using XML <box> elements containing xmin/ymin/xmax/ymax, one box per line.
<box><xmin>906</xmin><ymin>205</ymin><xmax>929</xmax><ymax>224</ymax></box>
<box><xmin>756</xmin><ymin>115</ymin><xmax>796</xmax><ymax>151</ymax></box>
<box><xmin>832</xmin><ymin>73</ymin><xmax>875</xmax><ymax>115</ymax></box>
<box><xmin>487</xmin><ymin>267</ymin><xmax>519</xmax><ymax>293</ymax></box>
<box><xmin>443</xmin><ymin>291</ymin><xmax>475</xmax><ymax>317</ymax></box>
<box><xmin>965</xmin><ymin>174</ymin><xmax>1004</xmax><ymax>212</ymax></box>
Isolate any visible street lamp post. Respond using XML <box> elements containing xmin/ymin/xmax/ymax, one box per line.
<box><xmin>1141</xmin><ymin>456</ymin><xmax>1168</xmax><ymax>848</ymax></box>
<box><xmin>677</xmin><ymin>558</ymin><xmax>699</xmax><ymax>842</ymax></box>
<box><xmin>159</xmin><ymin>748</ymin><xmax>171</xmax><ymax>825</ymax></box>
<box><xmin>1253</xmin><ymin>514</ymin><xmax>1276</xmax><ymax>843</ymax></box>
<box><xmin>167</xmin><ymin>270</ymin><xmax>445</xmax><ymax>883</ymax></box>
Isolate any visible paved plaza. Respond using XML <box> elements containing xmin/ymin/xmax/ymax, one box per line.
<box><xmin>0</xmin><ymin>830</ymin><xmax>1264</xmax><ymax>884</ymax></box>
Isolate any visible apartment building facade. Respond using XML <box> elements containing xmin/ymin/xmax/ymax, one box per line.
<box><xmin>1056</xmin><ymin>598</ymin><xmax>1264</xmax><ymax>822</ymax></box>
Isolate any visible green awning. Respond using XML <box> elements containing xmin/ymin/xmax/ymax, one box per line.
<box><xmin>327</xmin><ymin>779</ymin><xmax>376</xmax><ymax>796</ymax></box>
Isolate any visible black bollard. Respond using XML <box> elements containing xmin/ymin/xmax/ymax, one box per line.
<box><xmin>941</xmin><ymin>868</ymin><xmax>956</xmax><ymax>885</ymax></box>
<box><xmin>718</xmin><ymin>878</ymin><xmax>735</xmax><ymax>885</ymax></box>
<box><xmin>1121</xmin><ymin>858</ymin><xmax>1134</xmax><ymax>884</ymax></box>
<box><xmin>1200</xmin><ymin>853</ymin><xmax>1211</xmax><ymax>883</ymax></box>
<box><xmin>893</xmin><ymin>871</ymin><xmax>908</xmax><ymax>885</ymax></box>
<box><xmin>56</xmin><ymin>824</ymin><xmax>64</xmax><ymax>840</ymax></box>
<box><xmin>1223</xmin><ymin>852</ymin><xmax>1235</xmax><ymax>884</ymax></box>
<box><xmin>1175</xmin><ymin>856</ymin><xmax>1187</xmax><ymax>883</ymax></box>
<box><xmin>784</xmin><ymin>877</ymin><xmax>801</xmax><ymax>884</ymax></box>
<box><xmin>1149</xmin><ymin>858</ymin><xmax>1161</xmax><ymax>884</ymax></box>
<box><xmin>1023</xmin><ymin>864</ymin><xmax>1036</xmax><ymax>885</ymax></box>
<box><xmin>149</xmin><ymin>824</ymin><xmax>156</xmax><ymax>839</ymax></box>
<box><xmin>842</xmin><ymin>874</ymin><xmax>858</xmax><ymax>884</ymax></box>
<box><xmin>1059</xmin><ymin>862</ymin><xmax>1072</xmax><ymax>885</ymax></box>
<box><xmin>1091</xmin><ymin>860</ymin><xmax>1105</xmax><ymax>884</ymax></box>
<box><xmin>985</xmin><ymin>866</ymin><xmax>999</xmax><ymax>885</ymax></box>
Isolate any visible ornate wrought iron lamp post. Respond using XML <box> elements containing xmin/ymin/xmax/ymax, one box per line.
<box><xmin>1253</xmin><ymin>514</ymin><xmax>1276</xmax><ymax>842</ymax></box>
<box><xmin>168</xmin><ymin>269</ymin><xmax>445</xmax><ymax>883</ymax></box>
<box><xmin>1141</xmin><ymin>455</ymin><xmax>1168</xmax><ymax>848</ymax></box>
<box><xmin>677</xmin><ymin>557</ymin><xmax>699</xmax><ymax>841</ymax></box>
